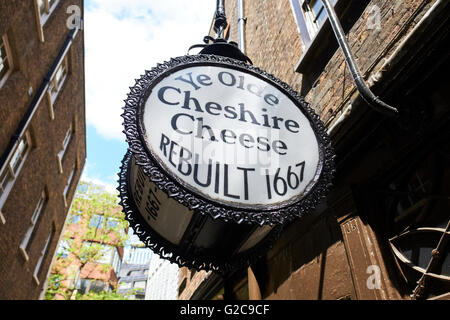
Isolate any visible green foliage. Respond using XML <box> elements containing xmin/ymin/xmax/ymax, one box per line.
<box><xmin>45</xmin><ymin>181</ymin><xmax>130</xmax><ymax>300</ymax></box>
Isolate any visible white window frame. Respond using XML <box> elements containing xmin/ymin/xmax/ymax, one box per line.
<box><xmin>34</xmin><ymin>0</ymin><xmax>61</xmax><ymax>42</ymax></box>
<box><xmin>47</xmin><ymin>54</ymin><xmax>69</xmax><ymax>120</ymax></box>
<box><xmin>63</xmin><ymin>165</ymin><xmax>75</xmax><ymax>207</ymax></box>
<box><xmin>290</xmin><ymin>0</ymin><xmax>338</xmax><ymax>49</ymax></box>
<box><xmin>303</xmin><ymin>0</ymin><xmax>327</xmax><ymax>35</ymax></box>
<box><xmin>57</xmin><ymin>123</ymin><xmax>73</xmax><ymax>174</ymax></box>
<box><xmin>19</xmin><ymin>190</ymin><xmax>47</xmax><ymax>261</ymax></box>
<box><xmin>0</xmin><ymin>33</ymin><xmax>14</xmax><ymax>89</ymax></box>
<box><xmin>0</xmin><ymin>131</ymin><xmax>32</xmax><ymax>214</ymax></box>
<box><xmin>33</xmin><ymin>225</ymin><xmax>54</xmax><ymax>285</ymax></box>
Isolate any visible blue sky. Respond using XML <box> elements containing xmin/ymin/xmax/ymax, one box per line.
<box><xmin>82</xmin><ymin>0</ymin><xmax>216</xmax><ymax>192</ymax></box>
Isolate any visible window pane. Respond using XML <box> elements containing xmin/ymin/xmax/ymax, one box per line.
<box><xmin>31</xmin><ymin>193</ymin><xmax>45</xmax><ymax>223</ymax></box>
<box><xmin>55</xmin><ymin>64</ymin><xmax>65</xmax><ymax>85</ymax></box>
<box><xmin>311</xmin><ymin>0</ymin><xmax>323</xmax><ymax>14</ymax></box>
<box><xmin>0</xmin><ymin>170</ymin><xmax>12</xmax><ymax>194</ymax></box>
<box><xmin>69</xmin><ymin>214</ymin><xmax>80</xmax><ymax>223</ymax></box>
<box><xmin>10</xmin><ymin>138</ymin><xmax>28</xmax><ymax>173</ymax></box>
<box><xmin>106</xmin><ymin>217</ymin><xmax>118</xmax><ymax>229</ymax></box>
<box><xmin>0</xmin><ymin>60</ymin><xmax>8</xmax><ymax>80</ymax></box>
<box><xmin>315</xmin><ymin>9</ymin><xmax>326</xmax><ymax>25</ymax></box>
<box><xmin>63</xmin><ymin>127</ymin><xmax>72</xmax><ymax>149</ymax></box>
<box><xmin>134</xmin><ymin>281</ymin><xmax>147</xmax><ymax>289</ymax></box>
<box><xmin>0</xmin><ymin>44</ymin><xmax>7</xmax><ymax>62</ymax></box>
<box><xmin>89</xmin><ymin>214</ymin><xmax>104</xmax><ymax>228</ymax></box>
<box><xmin>89</xmin><ymin>280</ymin><xmax>105</xmax><ymax>293</ymax></box>
<box><xmin>37</xmin><ymin>0</ymin><xmax>46</xmax><ymax>16</ymax></box>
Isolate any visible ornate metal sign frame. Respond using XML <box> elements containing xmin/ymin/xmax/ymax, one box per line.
<box><xmin>118</xmin><ymin>150</ymin><xmax>283</xmax><ymax>272</ymax></box>
<box><xmin>120</xmin><ymin>54</ymin><xmax>335</xmax><ymax>227</ymax></box>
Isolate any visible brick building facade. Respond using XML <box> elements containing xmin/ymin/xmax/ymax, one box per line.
<box><xmin>178</xmin><ymin>0</ymin><xmax>449</xmax><ymax>300</ymax></box>
<box><xmin>47</xmin><ymin>183</ymin><xmax>125</xmax><ymax>300</ymax></box>
<box><xmin>0</xmin><ymin>0</ymin><xmax>86</xmax><ymax>299</ymax></box>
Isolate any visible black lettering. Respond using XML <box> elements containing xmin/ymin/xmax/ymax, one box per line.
<box><xmin>168</xmin><ymin>140</ymin><xmax>179</xmax><ymax>167</ymax></box>
<box><xmin>197</xmin><ymin>74</ymin><xmax>212</xmax><ymax>87</ymax></box>
<box><xmin>205</xmin><ymin>102</ymin><xmax>222</xmax><ymax>116</ymax></box>
<box><xmin>239</xmin><ymin>103</ymin><xmax>260</xmax><ymax>125</ymax></box>
<box><xmin>178</xmin><ymin>146</ymin><xmax>192</xmax><ymax>176</ymax></box>
<box><xmin>158</xmin><ymin>86</ymin><xmax>181</xmax><ymax>105</ymax></box>
<box><xmin>160</xmin><ymin>134</ymin><xmax>170</xmax><ymax>156</ymax></box>
<box><xmin>285</xmin><ymin>119</ymin><xmax>300</xmax><ymax>133</ymax></box>
<box><xmin>193</xmin><ymin>154</ymin><xmax>212</xmax><ymax>187</ymax></box>
<box><xmin>214</xmin><ymin>162</ymin><xmax>220</xmax><ymax>194</ymax></box>
<box><xmin>273</xmin><ymin>140</ymin><xmax>288</xmax><ymax>155</ymax></box>
<box><xmin>175</xmin><ymin>72</ymin><xmax>200</xmax><ymax>90</ymax></box>
<box><xmin>218</xmin><ymin>71</ymin><xmax>236</xmax><ymax>87</ymax></box>
<box><xmin>237</xmin><ymin>167</ymin><xmax>255</xmax><ymax>200</ymax></box>
<box><xmin>224</xmin><ymin>164</ymin><xmax>240</xmax><ymax>199</ymax></box>
<box><xmin>195</xmin><ymin>117</ymin><xmax>216</xmax><ymax>141</ymax></box>
<box><xmin>224</xmin><ymin>105</ymin><xmax>238</xmax><ymax>119</ymax></box>
<box><xmin>221</xmin><ymin>129</ymin><xmax>237</xmax><ymax>144</ymax></box>
<box><xmin>257</xmin><ymin>137</ymin><xmax>270</xmax><ymax>152</ymax></box>
<box><xmin>239</xmin><ymin>133</ymin><xmax>254</xmax><ymax>149</ymax></box>
<box><xmin>264</xmin><ymin>94</ymin><xmax>279</xmax><ymax>106</ymax></box>
<box><xmin>182</xmin><ymin>90</ymin><xmax>204</xmax><ymax>112</ymax></box>
<box><xmin>237</xmin><ymin>75</ymin><xmax>245</xmax><ymax>90</ymax></box>
<box><xmin>271</xmin><ymin>116</ymin><xmax>284</xmax><ymax>129</ymax></box>
<box><xmin>171</xmin><ymin>113</ymin><xmax>194</xmax><ymax>135</ymax></box>
<box><xmin>247</xmin><ymin>83</ymin><xmax>263</xmax><ymax>97</ymax></box>
<box><xmin>261</xmin><ymin>113</ymin><xmax>271</xmax><ymax>128</ymax></box>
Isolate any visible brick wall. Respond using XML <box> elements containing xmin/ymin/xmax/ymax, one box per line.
<box><xmin>180</xmin><ymin>0</ymin><xmax>440</xmax><ymax>301</ymax></box>
<box><xmin>222</xmin><ymin>0</ymin><xmax>434</xmax><ymax>127</ymax></box>
<box><xmin>0</xmin><ymin>0</ymin><xmax>86</xmax><ymax>299</ymax></box>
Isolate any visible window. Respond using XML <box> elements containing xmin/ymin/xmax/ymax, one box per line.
<box><xmin>0</xmin><ymin>34</ymin><xmax>13</xmax><ymax>88</ymax></box>
<box><xmin>47</xmin><ymin>54</ymin><xmax>69</xmax><ymax>119</ymax></box>
<box><xmin>76</xmin><ymin>279</ymin><xmax>107</xmax><ymax>294</ymax></box>
<box><xmin>33</xmin><ymin>224</ymin><xmax>55</xmax><ymax>285</ymax></box>
<box><xmin>379</xmin><ymin>151</ymin><xmax>450</xmax><ymax>299</ymax></box>
<box><xmin>62</xmin><ymin>165</ymin><xmax>75</xmax><ymax>207</ymax></box>
<box><xmin>69</xmin><ymin>213</ymin><xmax>81</xmax><ymax>224</ymax></box>
<box><xmin>57</xmin><ymin>123</ymin><xmax>73</xmax><ymax>173</ymax></box>
<box><xmin>56</xmin><ymin>239</ymin><xmax>72</xmax><ymax>259</ymax></box>
<box><xmin>19</xmin><ymin>190</ymin><xmax>47</xmax><ymax>261</ymax></box>
<box><xmin>106</xmin><ymin>217</ymin><xmax>119</xmax><ymax>229</ymax></box>
<box><xmin>134</xmin><ymin>281</ymin><xmax>147</xmax><ymax>290</ymax></box>
<box><xmin>119</xmin><ymin>282</ymin><xmax>132</xmax><ymax>290</ymax></box>
<box><xmin>290</xmin><ymin>0</ymin><xmax>369</xmax><ymax>95</ymax></box>
<box><xmin>82</xmin><ymin>241</ymin><xmax>122</xmax><ymax>274</ymax></box>
<box><xmin>89</xmin><ymin>214</ymin><xmax>104</xmax><ymax>229</ymax></box>
<box><xmin>34</xmin><ymin>0</ymin><xmax>61</xmax><ymax>42</ymax></box>
<box><xmin>291</xmin><ymin>0</ymin><xmax>336</xmax><ymax>49</ymax></box>
<box><xmin>0</xmin><ymin>131</ymin><xmax>32</xmax><ymax>212</ymax></box>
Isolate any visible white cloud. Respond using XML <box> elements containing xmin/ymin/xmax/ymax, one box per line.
<box><xmin>84</xmin><ymin>0</ymin><xmax>216</xmax><ymax>141</ymax></box>
<box><xmin>81</xmin><ymin>167</ymin><xmax>118</xmax><ymax>194</ymax></box>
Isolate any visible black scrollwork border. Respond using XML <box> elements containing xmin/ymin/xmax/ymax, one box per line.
<box><xmin>120</xmin><ymin>54</ymin><xmax>335</xmax><ymax>226</ymax></box>
<box><xmin>118</xmin><ymin>150</ymin><xmax>283</xmax><ymax>273</ymax></box>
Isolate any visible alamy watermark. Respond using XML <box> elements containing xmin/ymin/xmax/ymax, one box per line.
<box><xmin>66</xmin><ymin>5</ymin><xmax>83</xmax><ymax>30</ymax></box>
<box><xmin>366</xmin><ymin>5</ymin><xmax>382</xmax><ymax>30</ymax></box>
<box><xmin>366</xmin><ymin>265</ymin><xmax>381</xmax><ymax>289</ymax></box>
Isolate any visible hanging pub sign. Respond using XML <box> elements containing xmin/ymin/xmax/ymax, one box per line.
<box><xmin>118</xmin><ymin>53</ymin><xmax>335</xmax><ymax>272</ymax></box>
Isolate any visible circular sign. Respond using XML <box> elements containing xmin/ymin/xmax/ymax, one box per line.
<box><xmin>122</xmin><ymin>54</ymin><xmax>335</xmax><ymax>226</ymax></box>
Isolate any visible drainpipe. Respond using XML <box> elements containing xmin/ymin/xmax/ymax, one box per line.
<box><xmin>322</xmin><ymin>0</ymin><xmax>399</xmax><ymax>117</ymax></box>
<box><xmin>238</xmin><ymin>0</ymin><xmax>246</xmax><ymax>54</ymax></box>
<box><xmin>0</xmin><ymin>27</ymin><xmax>78</xmax><ymax>180</ymax></box>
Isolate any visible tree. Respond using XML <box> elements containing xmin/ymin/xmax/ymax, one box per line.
<box><xmin>45</xmin><ymin>181</ymin><xmax>129</xmax><ymax>300</ymax></box>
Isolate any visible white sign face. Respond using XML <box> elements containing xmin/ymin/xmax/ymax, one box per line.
<box><xmin>129</xmin><ymin>157</ymin><xmax>193</xmax><ymax>245</ymax></box>
<box><xmin>141</xmin><ymin>65</ymin><xmax>320</xmax><ymax>208</ymax></box>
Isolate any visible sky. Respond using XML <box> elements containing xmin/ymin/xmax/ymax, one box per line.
<box><xmin>82</xmin><ymin>0</ymin><xmax>216</xmax><ymax>193</ymax></box>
